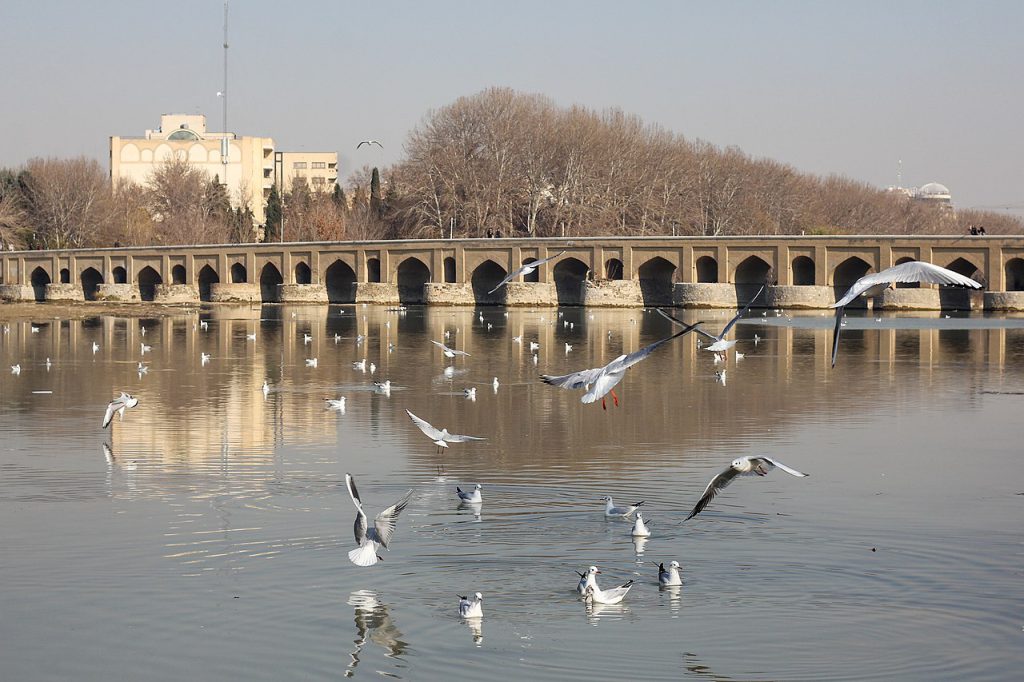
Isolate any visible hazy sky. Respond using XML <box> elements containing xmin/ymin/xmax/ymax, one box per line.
<box><xmin>1</xmin><ymin>1</ymin><xmax>1021</xmax><ymax>215</ymax></box>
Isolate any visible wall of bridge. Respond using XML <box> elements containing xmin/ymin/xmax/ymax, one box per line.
<box><xmin>2</xmin><ymin>236</ymin><xmax>1024</xmax><ymax>309</ymax></box>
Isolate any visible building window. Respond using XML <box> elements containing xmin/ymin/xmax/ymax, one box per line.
<box><xmin>312</xmin><ymin>177</ymin><xmax>325</xmax><ymax>186</ymax></box>
<box><xmin>293</xmin><ymin>162</ymin><xmax>307</xmax><ymax>169</ymax></box>
<box><xmin>312</xmin><ymin>161</ymin><xmax>326</xmax><ymax>169</ymax></box>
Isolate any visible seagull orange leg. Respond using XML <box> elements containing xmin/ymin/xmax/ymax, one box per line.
<box><xmin>601</xmin><ymin>397</ymin><xmax>607</xmax><ymax>410</ymax></box>
<box><xmin>611</xmin><ymin>389</ymin><xmax>619</xmax><ymax>407</ymax></box>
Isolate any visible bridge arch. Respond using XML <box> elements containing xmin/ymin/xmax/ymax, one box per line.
<box><xmin>553</xmin><ymin>257</ymin><xmax>589</xmax><ymax>305</ymax></box>
<box><xmin>171</xmin><ymin>264</ymin><xmax>186</xmax><ymax>285</ymax></box>
<box><xmin>443</xmin><ymin>256</ymin><xmax>456</xmax><ymax>283</ymax></box>
<box><xmin>80</xmin><ymin>267</ymin><xmax>103</xmax><ymax>300</ymax></box>
<box><xmin>792</xmin><ymin>256</ymin><xmax>815</xmax><ymax>285</ymax></box>
<box><xmin>734</xmin><ymin>256</ymin><xmax>772</xmax><ymax>285</ymax></box>
<box><xmin>325</xmin><ymin>259</ymin><xmax>356</xmax><ymax>303</ymax></box>
<box><xmin>1006</xmin><ymin>258</ymin><xmax>1024</xmax><ymax>291</ymax></box>
<box><xmin>945</xmin><ymin>257</ymin><xmax>983</xmax><ymax>285</ymax></box>
<box><xmin>397</xmin><ymin>257</ymin><xmax>430</xmax><ymax>304</ymax></box>
<box><xmin>112</xmin><ymin>266</ymin><xmax>127</xmax><ymax>284</ymax></box>
<box><xmin>695</xmin><ymin>256</ymin><xmax>718</xmax><ymax>283</ymax></box>
<box><xmin>230</xmin><ymin>262</ymin><xmax>247</xmax><ymax>283</ymax></box>
<box><xmin>137</xmin><ymin>266</ymin><xmax>162</xmax><ymax>302</ymax></box>
<box><xmin>198</xmin><ymin>265</ymin><xmax>219</xmax><ymax>301</ymax></box>
<box><xmin>59</xmin><ymin>268</ymin><xmax>70</xmax><ymax>284</ymax></box>
<box><xmin>471</xmin><ymin>259</ymin><xmax>508</xmax><ymax>305</ymax></box>
<box><xmin>366</xmin><ymin>257</ymin><xmax>381</xmax><ymax>283</ymax></box>
<box><xmin>521</xmin><ymin>258</ymin><xmax>541</xmax><ymax>283</ymax></box>
<box><xmin>638</xmin><ymin>256</ymin><xmax>676</xmax><ymax>306</ymax></box>
<box><xmin>260</xmin><ymin>263</ymin><xmax>283</xmax><ymax>302</ymax></box>
<box><xmin>605</xmin><ymin>258</ymin><xmax>624</xmax><ymax>280</ymax></box>
<box><xmin>294</xmin><ymin>261</ymin><xmax>311</xmax><ymax>285</ymax></box>
<box><xmin>30</xmin><ymin>267</ymin><xmax>50</xmax><ymax>301</ymax></box>
<box><xmin>833</xmin><ymin>257</ymin><xmax>872</xmax><ymax>307</ymax></box>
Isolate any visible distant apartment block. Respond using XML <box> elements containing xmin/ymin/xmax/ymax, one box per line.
<box><xmin>110</xmin><ymin>114</ymin><xmax>338</xmax><ymax>225</ymax></box>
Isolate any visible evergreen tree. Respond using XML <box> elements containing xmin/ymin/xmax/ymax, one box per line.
<box><xmin>265</xmin><ymin>184</ymin><xmax>283</xmax><ymax>241</ymax></box>
<box><xmin>331</xmin><ymin>182</ymin><xmax>347</xmax><ymax>212</ymax></box>
<box><xmin>370</xmin><ymin>167</ymin><xmax>383</xmax><ymax>219</ymax></box>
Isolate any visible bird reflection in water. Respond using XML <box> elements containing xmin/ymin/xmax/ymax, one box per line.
<box><xmin>584</xmin><ymin>600</ymin><xmax>630</xmax><ymax>626</ymax></box>
<box><xmin>458</xmin><ymin>499</ymin><xmax>483</xmax><ymax>522</ymax></box>
<box><xmin>662</xmin><ymin>584</ymin><xmax>682</xmax><ymax>616</ymax></box>
<box><xmin>345</xmin><ymin>590</ymin><xmax>407</xmax><ymax>677</ymax></box>
<box><xmin>464</xmin><ymin>615</ymin><xmax>484</xmax><ymax>646</ymax></box>
<box><xmin>631</xmin><ymin>536</ymin><xmax>648</xmax><ymax>560</ymax></box>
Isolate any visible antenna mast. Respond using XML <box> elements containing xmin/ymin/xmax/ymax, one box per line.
<box><xmin>221</xmin><ymin>1</ymin><xmax>229</xmax><ymax>183</ymax></box>
<box><xmin>897</xmin><ymin>158</ymin><xmax>903</xmax><ymax>188</ymax></box>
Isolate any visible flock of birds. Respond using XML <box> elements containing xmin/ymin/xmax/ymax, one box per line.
<box><xmin>50</xmin><ymin>257</ymin><xmax>980</xmax><ymax>626</ymax></box>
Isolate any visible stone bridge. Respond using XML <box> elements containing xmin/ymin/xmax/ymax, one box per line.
<box><xmin>2</xmin><ymin>235</ymin><xmax>1024</xmax><ymax>310</ymax></box>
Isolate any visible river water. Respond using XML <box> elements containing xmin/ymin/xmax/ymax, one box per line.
<box><xmin>0</xmin><ymin>304</ymin><xmax>1021</xmax><ymax>681</ymax></box>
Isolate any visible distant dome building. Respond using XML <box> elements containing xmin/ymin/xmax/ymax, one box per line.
<box><xmin>914</xmin><ymin>182</ymin><xmax>953</xmax><ymax>209</ymax></box>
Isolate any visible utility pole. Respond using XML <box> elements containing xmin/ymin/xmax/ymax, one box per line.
<box><xmin>220</xmin><ymin>1</ymin><xmax>229</xmax><ymax>190</ymax></box>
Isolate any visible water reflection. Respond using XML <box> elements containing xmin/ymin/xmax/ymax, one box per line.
<box><xmin>463</xmin><ymin>616</ymin><xmax>484</xmax><ymax>646</ymax></box>
<box><xmin>345</xmin><ymin>589</ymin><xmax>407</xmax><ymax>677</ymax></box>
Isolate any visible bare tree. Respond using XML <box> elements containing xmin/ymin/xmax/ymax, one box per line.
<box><xmin>20</xmin><ymin>157</ymin><xmax>115</xmax><ymax>248</ymax></box>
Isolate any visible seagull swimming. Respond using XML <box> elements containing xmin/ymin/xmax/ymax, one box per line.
<box><xmin>45</xmin><ymin>358</ymin><xmax>51</xmax><ymax>371</ymax></box>
<box><xmin>102</xmin><ymin>392</ymin><xmax>139</xmax><ymax>428</ymax></box>
<box><xmin>565</xmin><ymin>343</ymin><xmax>573</xmax><ymax>354</ymax></box>
<box><xmin>431</xmin><ymin>340</ymin><xmax>470</xmax><ymax>358</ymax></box>
<box><xmin>529</xmin><ymin>341</ymin><xmax>540</xmax><ymax>351</ymax></box>
<box><xmin>344</xmin><ymin>473</ymin><xmax>412</xmax><ymax>567</ymax></box>
<box><xmin>137</xmin><ymin>362</ymin><xmax>148</xmax><ymax>375</ymax></box>
<box><xmin>11</xmin><ymin>364</ymin><xmax>21</xmax><ymax>375</ymax></box>
<box><xmin>374</xmin><ymin>380</ymin><xmax>392</xmax><ymax>396</ymax></box>
<box><xmin>262</xmin><ymin>380</ymin><xmax>270</xmax><ymax>397</ymax></box>
<box><xmin>492</xmin><ymin>377</ymin><xmax>500</xmax><ymax>392</ymax></box>
<box><xmin>541</xmin><ymin>321</ymin><xmax>704</xmax><ymax>409</ymax></box>
<box><xmin>303</xmin><ymin>333</ymin><xmax>312</xmax><ymax>344</ymax></box>
<box><xmin>687</xmin><ymin>456</ymin><xmax>809</xmax><ymax>520</ymax></box>
<box><xmin>92</xmin><ymin>342</ymin><xmax>100</xmax><ymax>354</ymax></box>
<box><xmin>576</xmin><ymin>565</ymin><xmax>601</xmax><ymax>594</ymax></box>
<box><xmin>305</xmin><ymin>357</ymin><xmax>318</xmax><ymax>368</ymax></box>
<box><xmin>830</xmin><ymin>261</ymin><xmax>982</xmax><ymax>367</ymax></box>
<box><xmin>325</xmin><ymin>397</ymin><xmax>347</xmax><ymax>411</ymax></box>
<box><xmin>658</xmin><ymin>285</ymin><xmax>764</xmax><ymax>358</ymax></box>
<box><xmin>140</xmin><ymin>342</ymin><xmax>152</xmax><ymax>354</ymax></box>
<box><xmin>353</xmin><ymin>358</ymin><xmax>367</xmax><ymax>372</ymax></box>
<box><xmin>603</xmin><ymin>496</ymin><xmax>644</xmax><ymax>517</ymax></box>
<box><xmin>512</xmin><ymin>335</ymin><xmax>522</xmax><ymax>344</ymax></box>
<box><xmin>201</xmin><ymin>352</ymin><xmax>211</xmax><ymax>365</ymax></box>
<box><xmin>369</xmin><ymin>362</ymin><xmax>376</xmax><ymax>375</ymax></box>
<box><xmin>463</xmin><ymin>387</ymin><xmax>477</xmax><ymax>400</ymax></box>
<box><xmin>486</xmin><ymin>251</ymin><xmax>566</xmax><ymax>294</ymax></box>
<box><xmin>456</xmin><ymin>484</ymin><xmax>482</xmax><ymax>503</ymax></box>
<box><xmin>458</xmin><ymin>593</ymin><xmax>483</xmax><ymax>618</ymax></box>
<box><xmin>583</xmin><ymin>582</ymin><xmax>633</xmax><ymax>605</ymax></box>
<box><xmin>659</xmin><ymin>560</ymin><xmax>683</xmax><ymax>586</ymax></box>
<box><xmin>246</xmin><ymin>333</ymin><xmax>257</xmax><ymax>341</ymax></box>
<box><xmin>405</xmin><ymin>410</ymin><xmax>485</xmax><ymax>454</ymax></box>
<box><xmin>631</xmin><ymin>512</ymin><xmax>651</xmax><ymax>537</ymax></box>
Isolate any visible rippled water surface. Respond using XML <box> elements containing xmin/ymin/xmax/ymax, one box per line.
<box><xmin>1</xmin><ymin>304</ymin><xmax>1022</xmax><ymax>681</ymax></box>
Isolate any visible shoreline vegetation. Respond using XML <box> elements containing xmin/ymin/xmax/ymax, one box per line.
<box><xmin>2</xmin><ymin>88</ymin><xmax>1020</xmax><ymax>252</ymax></box>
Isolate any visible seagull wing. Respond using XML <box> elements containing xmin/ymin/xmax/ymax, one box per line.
<box><xmin>369</xmin><ymin>490</ymin><xmax>413</xmax><ymax>548</ymax></box>
<box><xmin>357</xmin><ymin>140</ymin><xmax>369</xmax><ymax>149</ymax></box>
<box><xmin>371</xmin><ymin>140</ymin><xmax>383</xmax><ymax>149</ymax></box>
<box><xmin>656</xmin><ymin>308</ymin><xmax>718</xmax><ymax>341</ymax></box>
<box><xmin>719</xmin><ymin>284</ymin><xmax>766</xmax><ymax>339</ymax></box>
<box><xmin>405</xmin><ymin>409</ymin><xmax>444</xmax><ymax>441</ymax></box>
<box><xmin>531</xmin><ymin>250</ymin><xmax>567</xmax><ymax>267</ymax></box>
<box><xmin>345</xmin><ymin>473</ymin><xmax>369</xmax><ymax>544</ymax></box>
<box><xmin>612</xmin><ymin>321</ymin><xmax>706</xmax><ymax>373</ymax></box>
<box><xmin>430</xmin><ymin>340</ymin><xmax>450</xmax><ymax>353</ymax></box>
<box><xmin>759</xmin><ymin>457</ymin><xmax>809</xmax><ymax>477</ymax></box>
<box><xmin>449</xmin><ymin>348</ymin><xmax>471</xmax><ymax>357</ymax></box>
<box><xmin>541</xmin><ymin>365</ymin><xmax>609</xmax><ymax>391</ymax></box>
<box><xmin>581</xmin><ymin>369</ymin><xmax>626</xmax><ymax>403</ymax></box>
<box><xmin>442</xmin><ymin>433</ymin><xmax>486</xmax><ymax>443</ymax></box>
<box><xmin>102</xmin><ymin>398</ymin><xmax>121</xmax><ymax>428</ymax></box>
<box><xmin>832</xmin><ymin>261</ymin><xmax>981</xmax><ymax>309</ymax></box>
<box><xmin>830</xmin><ymin>305</ymin><xmax>845</xmax><ymax>368</ymax></box>
<box><xmin>486</xmin><ymin>268</ymin><xmax>521</xmax><ymax>295</ymax></box>
<box><xmin>686</xmin><ymin>465</ymin><xmax>742</xmax><ymax>520</ymax></box>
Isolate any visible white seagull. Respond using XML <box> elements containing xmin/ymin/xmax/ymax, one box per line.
<box><xmin>201</xmin><ymin>352</ymin><xmax>211</xmax><ymax>365</ymax></box>
<box><xmin>353</xmin><ymin>358</ymin><xmax>367</xmax><ymax>372</ymax></box>
<box><xmin>541</xmin><ymin>321</ymin><xmax>704</xmax><ymax>409</ymax></box>
<box><xmin>373</xmin><ymin>380</ymin><xmax>392</xmax><ymax>396</ymax></box>
<box><xmin>140</xmin><ymin>342</ymin><xmax>152</xmax><ymax>354</ymax></box>
<box><xmin>262</xmin><ymin>380</ymin><xmax>270</xmax><ymax>397</ymax></box>
<box><xmin>369</xmin><ymin>362</ymin><xmax>376</xmax><ymax>375</ymax></box>
<box><xmin>11</xmin><ymin>364</ymin><xmax>21</xmax><ymax>375</ymax></box>
<box><xmin>303</xmin><ymin>333</ymin><xmax>312</xmax><ymax>345</ymax></box>
<box><xmin>356</xmin><ymin>139</ymin><xmax>384</xmax><ymax>149</ymax></box>
<box><xmin>463</xmin><ymin>387</ymin><xmax>477</xmax><ymax>400</ymax></box>
<box><xmin>405</xmin><ymin>409</ymin><xmax>485</xmax><ymax>454</ymax></box>
<box><xmin>137</xmin><ymin>362</ymin><xmax>148</xmax><ymax>375</ymax></box>
<box><xmin>326</xmin><ymin>397</ymin><xmax>347</xmax><ymax>411</ymax></box>
<box><xmin>246</xmin><ymin>333</ymin><xmax>256</xmax><ymax>341</ymax></box>
<box><xmin>92</xmin><ymin>342</ymin><xmax>100</xmax><ymax>354</ymax></box>
<box><xmin>102</xmin><ymin>392</ymin><xmax>139</xmax><ymax>428</ymax></box>
<box><xmin>458</xmin><ymin>593</ymin><xmax>483</xmax><ymax>618</ymax></box>
<box><xmin>583</xmin><ymin>582</ymin><xmax>633</xmax><ymax>606</ymax></box>
<box><xmin>564</xmin><ymin>343</ymin><xmax>573</xmax><ymax>354</ymax></box>
<box><xmin>305</xmin><ymin>358</ymin><xmax>318</xmax><ymax>368</ymax></box>
<box><xmin>687</xmin><ymin>456</ymin><xmax>809</xmax><ymax>520</ymax></box>
<box><xmin>529</xmin><ymin>341</ymin><xmax>540</xmax><ymax>351</ymax></box>
<box><xmin>659</xmin><ymin>560</ymin><xmax>683</xmax><ymax>587</ymax></box>
<box><xmin>602</xmin><ymin>496</ymin><xmax>644</xmax><ymax>518</ymax></box>
<box><xmin>492</xmin><ymin>377</ymin><xmax>500</xmax><ymax>392</ymax></box>
<box><xmin>456</xmin><ymin>484</ymin><xmax>482</xmax><ymax>503</ymax></box>
<box><xmin>658</xmin><ymin>285</ymin><xmax>764</xmax><ymax>357</ymax></box>
<box><xmin>31</xmin><ymin>325</ymin><xmax>40</xmax><ymax>333</ymax></box>
<box><xmin>576</xmin><ymin>565</ymin><xmax>601</xmax><ymax>594</ymax></box>
<box><xmin>431</xmin><ymin>340</ymin><xmax>470</xmax><ymax>358</ymax></box>
<box><xmin>631</xmin><ymin>512</ymin><xmax>651</xmax><ymax>537</ymax></box>
<box><xmin>830</xmin><ymin>260</ymin><xmax>982</xmax><ymax>367</ymax></box>
<box><xmin>486</xmin><ymin>251</ymin><xmax>566</xmax><ymax>294</ymax></box>
<box><xmin>344</xmin><ymin>473</ymin><xmax>412</xmax><ymax>567</ymax></box>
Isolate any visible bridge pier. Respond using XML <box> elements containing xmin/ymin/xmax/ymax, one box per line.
<box><xmin>44</xmin><ymin>283</ymin><xmax>85</xmax><ymax>302</ymax></box>
<box><xmin>278</xmin><ymin>283</ymin><xmax>328</xmax><ymax>303</ymax></box>
<box><xmin>95</xmin><ymin>283</ymin><xmax>139</xmax><ymax>302</ymax></box>
<box><xmin>209</xmin><ymin>283</ymin><xmax>260</xmax><ymax>303</ymax></box>
<box><xmin>154</xmin><ymin>284</ymin><xmax>200</xmax><ymax>304</ymax></box>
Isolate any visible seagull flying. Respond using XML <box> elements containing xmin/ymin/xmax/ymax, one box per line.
<box><xmin>659</xmin><ymin>561</ymin><xmax>683</xmax><ymax>586</ymax></box>
<box><xmin>431</xmin><ymin>340</ymin><xmax>470</xmax><ymax>358</ymax></box>
<box><xmin>356</xmin><ymin>140</ymin><xmax>384</xmax><ymax>149</ymax></box>
<box><xmin>486</xmin><ymin>251</ymin><xmax>567</xmax><ymax>295</ymax></box>
<box><xmin>687</xmin><ymin>456</ymin><xmax>808</xmax><ymax>520</ymax></box>
<box><xmin>102</xmin><ymin>392</ymin><xmax>139</xmax><ymax>428</ymax></box>
<box><xmin>830</xmin><ymin>261</ymin><xmax>982</xmax><ymax>367</ymax></box>
<box><xmin>658</xmin><ymin>285</ymin><xmax>764</xmax><ymax>356</ymax></box>
<box><xmin>602</xmin><ymin>496</ymin><xmax>644</xmax><ymax>517</ymax></box>
<box><xmin>457</xmin><ymin>484</ymin><xmax>482</xmax><ymax>503</ymax></box>
<box><xmin>541</xmin><ymin>321</ymin><xmax>704</xmax><ymax>409</ymax></box>
<box><xmin>344</xmin><ymin>473</ymin><xmax>412</xmax><ymax>567</ymax></box>
<box><xmin>458</xmin><ymin>592</ymin><xmax>483</xmax><ymax>618</ymax></box>
<box><xmin>405</xmin><ymin>410</ymin><xmax>485</xmax><ymax>454</ymax></box>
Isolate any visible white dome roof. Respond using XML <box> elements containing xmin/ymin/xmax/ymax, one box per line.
<box><xmin>918</xmin><ymin>182</ymin><xmax>950</xmax><ymax>197</ymax></box>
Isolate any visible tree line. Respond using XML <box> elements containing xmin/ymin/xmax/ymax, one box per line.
<box><xmin>0</xmin><ymin>87</ymin><xmax>1018</xmax><ymax>250</ymax></box>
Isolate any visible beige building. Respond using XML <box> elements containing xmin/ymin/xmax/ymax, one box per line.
<box><xmin>110</xmin><ymin>114</ymin><xmax>338</xmax><ymax>226</ymax></box>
